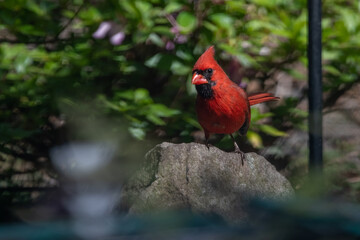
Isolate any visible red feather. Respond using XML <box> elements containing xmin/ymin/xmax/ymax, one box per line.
<box><xmin>248</xmin><ymin>93</ymin><xmax>279</xmax><ymax>106</ymax></box>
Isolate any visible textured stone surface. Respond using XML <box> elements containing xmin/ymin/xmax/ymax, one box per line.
<box><xmin>122</xmin><ymin>142</ymin><xmax>294</xmax><ymax>222</ymax></box>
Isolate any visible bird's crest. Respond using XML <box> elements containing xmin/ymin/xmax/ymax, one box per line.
<box><xmin>193</xmin><ymin>46</ymin><xmax>218</xmax><ymax>71</ymax></box>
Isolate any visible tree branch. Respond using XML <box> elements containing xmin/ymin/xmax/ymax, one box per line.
<box><xmin>55</xmin><ymin>3</ymin><xmax>85</xmax><ymax>38</ymax></box>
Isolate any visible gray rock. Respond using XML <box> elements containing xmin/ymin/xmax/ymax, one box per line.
<box><xmin>122</xmin><ymin>142</ymin><xmax>294</xmax><ymax>222</ymax></box>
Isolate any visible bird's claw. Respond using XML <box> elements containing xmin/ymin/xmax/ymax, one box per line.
<box><xmin>233</xmin><ymin>141</ymin><xmax>245</xmax><ymax>166</ymax></box>
<box><xmin>230</xmin><ymin>134</ymin><xmax>245</xmax><ymax>166</ymax></box>
<box><xmin>205</xmin><ymin>143</ymin><xmax>212</xmax><ymax>150</ymax></box>
<box><xmin>234</xmin><ymin>149</ymin><xmax>245</xmax><ymax>166</ymax></box>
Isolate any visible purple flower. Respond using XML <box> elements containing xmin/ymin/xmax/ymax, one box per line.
<box><xmin>238</xmin><ymin>82</ymin><xmax>247</xmax><ymax>89</ymax></box>
<box><xmin>110</xmin><ymin>32</ymin><xmax>125</xmax><ymax>45</ymax></box>
<box><xmin>259</xmin><ymin>46</ymin><xmax>271</xmax><ymax>56</ymax></box>
<box><xmin>170</xmin><ymin>26</ymin><xmax>179</xmax><ymax>34</ymax></box>
<box><xmin>92</xmin><ymin>22</ymin><xmax>111</xmax><ymax>39</ymax></box>
<box><xmin>175</xmin><ymin>35</ymin><xmax>187</xmax><ymax>44</ymax></box>
<box><xmin>165</xmin><ymin>14</ymin><xmax>187</xmax><ymax>49</ymax></box>
<box><xmin>165</xmin><ymin>41</ymin><xmax>175</xmax><ymax>50</ymax></box>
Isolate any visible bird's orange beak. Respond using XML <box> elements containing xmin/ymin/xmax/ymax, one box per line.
<box><xmin>192</xmin><ymin>73</ymin><xmax>208</xmax><ymax>85</ymax></box>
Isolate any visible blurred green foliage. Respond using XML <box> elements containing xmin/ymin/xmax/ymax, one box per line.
<box><xmin>0</xmin><ymin>0</ymin><xmax>359</xmax><ymax>193</ymax></box>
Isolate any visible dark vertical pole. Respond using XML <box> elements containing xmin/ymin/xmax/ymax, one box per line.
<box><xmin>308</xmin><ymin>0</ymin><xmax>323</xmax><ymax>171</ymax></box>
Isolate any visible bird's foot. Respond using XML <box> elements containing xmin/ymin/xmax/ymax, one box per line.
<box><xmin>234</xmin><ymin>149</ymin><xmax>245</xmax><ymax>165</ymax></box>
<box><xmin>205</xmin><ymin>142</ymin><xmax>213</xmax><ymax>150</ymax></box>
<box><xmin>233</xmin><ymin>143</ymin><xmax>245</xmax><ymax>166</ymax></box>
<box><xmin>230</xmin><ymin>133</ymin><xmax>245</xmax><ymax>164</ymax></box>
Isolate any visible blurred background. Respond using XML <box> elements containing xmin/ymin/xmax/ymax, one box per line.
<box><xmin>1</xmin><ymin>0</ymin><xmax>360</xmax><ymax>238</ymax></box>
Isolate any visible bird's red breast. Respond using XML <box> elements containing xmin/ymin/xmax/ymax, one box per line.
<box><xmin>196</xmin><ymin>85</ymin><xmax>249</xmax><ymax>134</ymax></box>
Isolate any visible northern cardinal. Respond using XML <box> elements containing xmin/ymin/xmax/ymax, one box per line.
<box><xmin>192</xmin><ymin>46</ymin><xmax>278</xmax><ymax>160</ymax></box>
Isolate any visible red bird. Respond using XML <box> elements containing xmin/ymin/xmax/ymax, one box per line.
<box><xmin>192</xmin><ymin>46</ymin><xmax>278</xmax><ymax>160</ymax></box>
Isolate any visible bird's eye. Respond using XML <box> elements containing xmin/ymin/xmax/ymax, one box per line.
<box><xmin>207</xmin><ymin>68</ymin><xmax>213</xmax><ymax>73</ymax></box>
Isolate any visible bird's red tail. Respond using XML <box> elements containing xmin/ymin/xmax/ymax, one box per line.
<box><xmin>248</xmin><ymin>93</ymin><xmax>279</xmax><ymax>106</ymax></box>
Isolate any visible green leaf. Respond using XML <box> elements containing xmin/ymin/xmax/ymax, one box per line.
<box><xmin>146</xmin><ymin>114</ymin><xmax>166</xmax><ymax>125</ymax></box>
<box><xmin>149</xmin><ymin>104</ymin><xmax>180</xmax><ymax>117</ymax></box>
<box><xmin>79</xmin><ymin>6</ymin><xmax>101</xmax><ymax>22</ymax></box>
<box><xmin>26</xmin><ymin>0</ymin><xmax>46</xmax><ymax>16</ymax></box>
<box><xmin>147</xmin><ymin>33</ymin><xmax>164</xmax><ymax>47</ymax></box>
<box><xmin>323</xmin><ymin>50</ymin><xmax>340</xmax><ymax>61</ymax></box>
<box><xmin>176</xmin><ymin>12</ymin><xmax>197</xmax><ymax>34</ymax></box>
<box><xmin>152</xmin><ymin>26</ymin><xmax>172</xmax><ymax>37</ymax></box>
<box><xmin>165</xmin><ymin>2</ymin><xmax>183</xmax><ymax>13</ymax></box>
<box><xmin>175</xmin><ymin>49</ymin><xmax>193</xmax><ymax>61</ymax></box>
<box><xmin>170</xmin><ymin>60</ymin><xmax>191</xmax><ymax>75</ymax></box>
<box><xmin>15</xmin><ymin>55</ymin><xmax>33</xmax><ymax>73</ymax></box>
<box><xmin>210</xmin><ymin>13</ymin><xmax>234</xmax><ymax>27</ymax></box>
<box><xmin>145</xmin><ymin>53</ymin><xmax>174</xmax><ymax>71</ymax></box>
<box><xmin>287</xmin><ymin>68</ymin><xmax>306</xmax><ymax>80</ymax></box>
<box><xmin>251</xmin><ymin>0</ymin><xmax>281</xmax><ymax>7</ymax></box>
<box><xmin>225</xmin><ymin>1</ymin><xmax>245</xmax><ymax>13</ymax></box>
<box><xmin>134</xmin><ymin>88</ymin><xmax>151</xmax><ymax>102</ymax></box>
<box><xmin>184</xmin><ymin>116</ymin><xmax>201</xmax><ymax>129</ymax></box>
<box><xmin>116</xmin><ymin>90</ymin><xmax>135</xmax><ymax>100</ymax></box>
<box><xmin>324</xmin><ymin>65</ymin><xmax>341</xmax><ymax>76</ymax></box>
<box><xmin>129</xmin><ymin>127</ymin><xmax>146</xmax><ymax>140</ymax></box>
<box><xmin>338</xmin><ymin>8</ymin><xmax>359</xmax><ymax>33</ymax></box>
<box><xmin>235</xmin><ymin>53</ymin><xmax>257</xmax><ymax>68</ymax></box>
<box><xmin>186</xmin><ymin>73</ymin><xmax>197</xmax><ymax>96</ymax></box>
<box><xmin>135</xmin><ymin>1</ymin><xmax>151</xmax><ymax>17</ymax></box>
<box><xmin>247</xmin><ymin>130</ymin><xmax>263</xmax><ymax>148</ymax></box>
<box><xmin>145</xmin><ymin>53</ymin><xmax>162</xmax><ymax>68</ymax></box>
<box><xmin>250</xmin><ymin>108</ymin><xmax>274</xmax><ymax>122</ymax></box>
<box><xmin>258</xmin><ymin>124</ymin><xmax>287</xmax><ymax>137</ymax></box>
<box><xmin>17</xmin><ymin>24</ymin><xmax>45</xmax><ymax>36</ymax></box>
